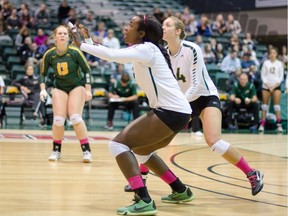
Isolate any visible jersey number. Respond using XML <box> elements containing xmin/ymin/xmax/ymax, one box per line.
<box><xmin>176</xmin><ymin>67</ymin><xmax>186</xmax><ymax>82</ymax></box>
<box><xmin>57</xmin><ymin>62</ymin><xmax>68</xmax><ymax>76</ymax></box>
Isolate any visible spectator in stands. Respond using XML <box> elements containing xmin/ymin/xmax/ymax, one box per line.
<box><xmin>241</xmin><ymin>51</ymin><xmax>258</xmax><ymax>82</ymax></box>
<box><xmin>6</xmin><ymin>7</ymin><xmax>21</xmax><ymax>30</ymax></box>
<box><xmin>15</xmin><ymin>26</ymin><xmax>30</xmax><ymax>54</ymax></box>
<box><xmin>82</xmin><ymin>10</ymin><xmax>96</xmax><ymax>33</ymax></box>
<box><xmin>227</xmin><ymin>72</ymin><xmax>259</xmax><ymax>131</ymax></box>
<box><xmin>12</xmin><ymin>64</ymin><xmax>46</xmax><ymax>126</ymax></box>
<box><xmin>221</xmin><ymin>49</ymin><xmax>242</xmax><ymax>89</ymax></box>
<box><xmin>0</xmin><ymin>14</ymin><xmax>12</xmax><ymax>44</ymax></box>
<box><xmin>17</xmin><ymin>3</ymin><xmax>32</xmax><ymax>17</ymax></box>
<box><xmin>38</xmin><ymin>38</ymin><xmax>54</xmax><ymax>56</ymax></box>
<box><xmin>33</xmin><ymin>28</ymin><xmax>47</xmax><ymax>46</ymax></box>
<box><xmin>18</xmin><ymin>5</ymin><xmax>34</xmax><ymax>28</ymax></box>
<box><xmin>153</xmin><ymin>7</ymin><xmax>165</xmax><ymax>23</ymax></box>
<box><xmin>2</xmin><ymin>1</ymin><xmax>12</xmax><ymax>21</ymax></box>
<box><xmin>102</xmin><ymin>29</ymin><xmax>120</xmax><ymax>49</ymax></box>
<box><xmin>34</xmin><ymin>3</ymin><xmax>50</xmax><ymax>28</ymax></box>
<box><xmin>203</xmin><ymin>43</ymin><xmax>216</xmax><ymax>64</ymax></box>
<box><xmin>64</xmin><ymin>8</ymin><xmax>78</xmax><ymax>25</ymax></box>
<box><xmin>110</xmin><ymin>63</ymin><xmax>126</xmax><ymax>84</ymax></box>
<box><xmin>94</xmin><ymin>21</ymin><xmax>107</xmax><ymax>39</ymax></box>
<box><xmin>259</xmin><ymin>47</ymin><xmax>284</xmax><ymax>133</ymax></box>
<box><xmin>212</xmin><ymin>14</ymin><xmax>226</xmax><ymax>35</ymax></box>
<box><xmin>181</xmin><ymin>6</ymin><xmax>191</xmax><ymax>26</ymax></box>
<box><xmin>196</xmin><ymin>14</ymin><xmax>211</xmax><ymax>37</ymax></box>
<box><xmin>279</xmin><ymin>45</ymin><xmax>288</xmax><ymax>71</ymax></box>
<box><xmin>226</xmin><ymin>14</ymin><xmax>242</xmax><ymax>35</ymax></box>
<box><xmin>57</xmin><ymin>0</ymin><xmax>71</xmax><ymax>24</ymax></box>
<box><xmin>105</xmin><ymin>72</ymin><xmax>140</xmax><ymax>130</ymax></box>
<box><xmin>214</xmin><ymin>43</ymin><xmax>224</xmax><ymax>64</ymax></box>
<box><xmin>230</xmin><ymin>32</ymin><xmax>241</xmax><ymax>50</ymax></box>
<box><xmin>195</xmin><ymin>34</ymin><xmax>204</xmax><ymax>51</ymax></box>
<box><xmin>21</xmin><ymin>42</ymin><xmax>42</xmax><ymax>66</ymax></box>
<box><xmin>243</xmin><ymin>32</ymin><xmax>254</xmax><ymax>51</ymax></box>
<box><xmin>185</xmin><ymin>14</ymin><xmax>198</xmax><ymax>36</ymax></box>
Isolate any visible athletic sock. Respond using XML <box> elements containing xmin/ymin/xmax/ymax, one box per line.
<box><xmin>235</xmin><ymin>156</ymin><xmax>254</xmax><ymax>175</ymax></box>
<box><xmin>128</xmin><ymin>175</ymin><xmax>151</xmax><ymax>202</ymax></box>
<box><xmin>80</xmin><ymin>138</ymin><xmax>91</xmax><ymax>152</ymax></box>
<box><xmin>160</xmin><ymin>169</ymin><xmax>186</xmax><ymax>193</ymax></box>
<box><xmin>53</xmin><ymin>140</ymin><xmax>62</xmax><ymax>152</ymax></box>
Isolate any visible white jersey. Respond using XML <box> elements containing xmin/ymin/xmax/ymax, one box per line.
<box><xmin>261</xmin><ymin>59</ymin><xmax>284</xmax><ymax>88</ymax></box>
<box><xmin>81</xmin><ymin>42</ymin><xmax>191</xmax><ymax>114</ymax></box>
<box><xmin>169</xmin><ymin>40</ymin><xmax>218</xmax><ymax>102</ymax></box>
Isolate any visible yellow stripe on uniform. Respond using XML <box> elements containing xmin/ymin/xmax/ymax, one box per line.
<box><xmin>69</xmin><ymin>45</ymin><xmax>90</xmax><ymax>69</ymax></box>
<box><xmin>41</xmin><ymin>47</ymin><xmax>56</xmax><ymax>74</ymax></box>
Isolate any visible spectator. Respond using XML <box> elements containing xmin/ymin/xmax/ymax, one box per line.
<box><xmin>279</xmin><ymin>45</ymin><xmax>288</xmax><ymax>71</ymax></box>
<box><xmin>241</xmin><ymin>51</ymin><xmax>258</xmax><ymax>82</ymax></box>
<box><xmin>226</xmin><ymin>14</ymin><xmax>242</xmax><ymax>35</ymax></box>
<box><xmin>38</xmin><ymin>38</ymin><xmax>54</xmax><ymax>55</ymax></box>
<box><xmin>215</xmin><ymin>43</ymin><xmax>224</xmax><ymax>64</ymax></box>
<box><xmin>64</xmin><ymin>8</ymin><xmax>78</xmax><ymax>25</ymax></box>
<box><xmin>102</xmin><ymin>29</ymin><xmax>120</xmax><ymax>49</ymax></box>
<box><xmin>33</xmin><ymin>28</ymin><xmax>47</xmax><ymax>46</ymax></box>
<box><xmin>0</xmin><ymin>14</ymin><xmax>12</xmax><ymax>44</ymax></box>
<box><xmin>195</xmin><ymin>34</ymin><xmax>204</xmax><ymax>52</ymax></box>
<box><xmin>181</xmin><ymin>6</ymin><xmax>191</xmax><ymax>26</ymax></box>
<box><xmin>104</xmin><ymin>72</ymin><xmax>140</xmax><ymax>130</ymax></box>
<box><xmin>230</xmin><ymin>32</ymin><xmax>241</xmax><ymax>50</ymax></box>
<box><xmin>196</xmin><ymin>14</ymin><xmax>211</xmax><ymax>37</ymax></box>
<box><xmin>15</xmin><ymin>26</ymin><xmax>30</xmax><ymax>54</ymax></box>
<box><xmin>19</xmin><ymin>6</ymin><xmax>34</xmax><ymax>28</ymax></box>
<box><xmin>153</xmin><ymin>8</ymin><xmax>165</xmax><ymax>23</ymax></box>
<box><xmin>221</xmin><ymin>49</ymin><xmax>242</xmax><ymax>89</ymax></box>
<box><xmin>185</xmin><ymin>14</ymin><xmax>198</xmax><ymax>36</ymax></box>
<box><xmin>57</xmin><ymin>0</ymin><xmax>70</xmax><ymax>24</ymax></box>
<box><xmin>94</xmin><ymin>21</ymin><xmax>107</xmax><ymax>39</ymax></box>
<box><xmin>82</xmin><ymin>10</ymin><xmax>96</xmax><ymax>33</ymax></box>
<box><xmin>259</xmin><ymin>47</ymin><xmax>284</xmax><ymax>132</ymax></box>
<box><xmin>110</xmin><ymin>63</ymin><xmax>127</xmax><ymax>84</ymax></box>
<box><xmin>212</xmin><ymin>14</ymin><xmax>227</xmax><ymax>34</ymax></box>
<box><xmin>2</xmin><ymin>1</ymin><xmax>12</xmax><ymax>21</ymax></box>
<box><xmin>12</xmin><ymin>64</ymin><xmax>46</xmax><ymax>126</ymax></box>
<box><xmin>203</xmin><ymin>43</ymin><xmax>216</xmax><ymax>64</ymax></box>
<box><xmin>6</xmin><ymin>7</ymin><xmax>21</xmax><ymax>30</ymax></box>
<box><xmin>243</xmin><ymin>32</ymin><xmax>254</xmax><ymax>51</ymax></box>
<box><xmin>21</xmin><ymin>42</ymin><xmax>42</xmax><ymax>66</ymax></box>
<box><xmin>227</xmin><ymin>72</ymin><xmax>259</xmax><ymax>131</ymax></box>
<box><xmin>34</xmin><ymin>3</ymin><xmax>50</xmax><ymax>28</ymax></box>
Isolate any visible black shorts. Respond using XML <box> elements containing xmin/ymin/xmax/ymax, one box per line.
<box><xmin>190</xmin><ymin>95</ymin><xmax>221</xmax><ymax>118</ymax></box>
<box><xmin>262</xmin><ymin>86</ymin><xmax>281</xmax><ymax>92</ymax></box>
<box><xmin>153</xmin><ymin>108</ymin><xmax>190</xmax><ymax>133</ymax></box>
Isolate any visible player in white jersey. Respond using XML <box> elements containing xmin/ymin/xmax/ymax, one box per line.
<box><xmin>124</xmin><ymin>16</ymin><xmax>264</xmax><ymax>198</ymax></box>
<box><xmin>69</xmin><ymin>15</ymin><xmax>194</xmax><ymax>215</ymax></box>
<box><xmin>259</xmin><ymin>47</ymin><xmax>284</xmax><ymax>132</ymax></box>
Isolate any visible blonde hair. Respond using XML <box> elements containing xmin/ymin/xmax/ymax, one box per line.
<box><xmin>168</xmin><ymin>16</ymin><xmax>186</xmax><ymax>40</ymax></box>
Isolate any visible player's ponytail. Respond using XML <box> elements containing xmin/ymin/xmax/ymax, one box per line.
<box><xmin>137</xmin><ymin>15</ymin><xmax>173</xmax><ymax>74</ymax></box>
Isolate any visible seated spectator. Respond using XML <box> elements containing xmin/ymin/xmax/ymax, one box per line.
<box><xmin>104</xmin><ymin>72</ymin><xmax>140</xmax><ymax>130</ymax></box>
<box><xmin>226</xmin><ymin>14</ymin><xmax>242</xmax><ymax>35</ymax></box>
<box><xmin>203</xmin><ymin>43</ymin><xmax>216</xmax><ymax>64</ymax></box>
<box><xmin>19</xmin><ymin>6</ymin><xmax>34</xmax><ymax>28</ymax></box>
<box><xmin>279</xmin><ymin>45</ymin><xmax>288</xmax><ymax>71</ymax></box>
<box><xmin>6</xmin><ymin>8</ymin><xmax>21</xmax><ymax>30</ymax></box>
<box><xmin>110</xmin><ymin>63</ymin><xmax>127</xmax><ymax>84</ymax></box>
<box><xmin>195</xmin><ymin>34</ymin><xmax>204</xmax><ymax>52</ymax></box>
<box><xmin>0</xmin><ymin>17</ymin><xmax>13</xmax><ymax>44</ymax></box>
<box><xmin>153</xmin><ymin>7</ymin><xmax>165</xmax><ymax>23</ymax></box>
<box><xmin>181</xmin><ymin>6</ymin><xmax>191</xmax><ymax>27</ymax></box>
<box><xmin>196</xmin><ymin>14</ymin><xmax>212</xmax><ymax>37</ymax></box>
<box><xmin>82</xmin><ymin>10</ymin><xmax>96</xmax><ymax>33</ymax></box>
<box><xmin>12</xmin><ymin>64</ymin><xmax>46</xmax><ymax>126</ymax></box>
<box><xmin>94</xmin><ymin>21</ymin><xmax>107</xmax><ymax>39</ymax></box>
<box><xmin>214</xmin><ymin>43</ymin><xmax>224</xmax><ymax>64</ymax></box>
<box><xmin>212</xmin><ymin>14</ymin><xmax>227</xmax><ymax>34</ymax></box>
<box><xmin>21</xmin><ymin>42</ymin><xmax>42</xmax><ymax>66</ymax></box>
<box><xmin>15</xmin><ymin>26</ymin><xmax>30</xmax><ymax>54</ymax></box>
<box><xmin>2</xmin><ymin>1</ymin><xmax>12</xmax><ymax>21</ymax></box>
<box><xmin>243</xmin><ymin>32</ymin><xmax>254</xmax><ymax>51</ymax></box>
<box><xmin>34</xmin><ymin>3</ymin><xmax>50</xmax><ymax>28</ymax></box>
<box><xmin>230</xmin><ymin>32</ymin><xmax>241</xmax><ymax>50</ymax></box>
<box><xmin>38</xmin><ymin>38</ymin><xmax>54</xmax><ymax>55</ymax></box>
<box><xmin>227</xmin><ymin>72</ymin><xmax>259</xmax><ymax>131</ymax></box>
<box><xmin>221</xmin><ymin>49</ymin><xmax>242</xmax><ymax>89</ymax></box>
<box><xmin>102</xmin><ymin>29</ymin><xmax>120</xmax><ymax>49</ymax></box>
<box><xmin>185</xmin><ymin>14</ymin><xmax>198</xmax><ymax>36</ymax></box>
<box><xmin>57</xmin><ymin>0</ymin><xmax>71</xmax><ymax>24</ymax></box>
<box><xmin>64</xmin><ymin>8</ymin><xmax>78</xmax><ymax>25</ymax></box>
<box><xmin>33</xmin><ymin>28</ymin><xmax>47</xmax><ymax>46</ymax></box>
<box><xmin>241</xmin><ymin>51</ymin><xmax>258</xmax><ymax>82</ymax></box>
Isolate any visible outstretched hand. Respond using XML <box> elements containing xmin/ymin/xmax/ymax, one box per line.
<box><xmin>78</xmin><ymin>24</ymin><xmax>90</xmax><ymax>39</ymax></box>
<box><xmin>67</xmin><ymin>24</ymin><xmax>82</xmax><ymax>48</ymax></box>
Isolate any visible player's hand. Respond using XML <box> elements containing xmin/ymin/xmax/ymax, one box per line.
<box><xmin>67</xmin><ymin>24</ymin><xmax>82</xmax><ymax>48</ymax></box>
<box><xmin>78</xmin><ymin>24</ymin><xmax>90</xmax><ymax>38</ymax></box>
<box><xmin>85</xmin><ymin>90</ymin><xmax>92</xmax><ymax>101</ymax></box>
<box><xmin>40</xmin><ymin>89</ymin><xmax>48</xmax><ymax>102</ymax></box>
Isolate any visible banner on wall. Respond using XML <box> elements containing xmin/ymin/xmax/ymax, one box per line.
<box><xmin>255</xmin><ymin>0</ymin><xmax>287</xmax><ymax>8</ymax></box>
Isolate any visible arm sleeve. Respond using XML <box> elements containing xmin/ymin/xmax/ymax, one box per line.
<box><xmin>80</xmin><ymin>43</ymin><xmax>153</xmax><ymax>64</ymax></box>
<box><xmin>75</xmin><ymin>48</ymin><xmax>92</xmax><ymax>85</ymax></box>
<box><xmin>184</xmin><ymin>46</ymin><xmax>204</xmax><ymax>102</ymax></box>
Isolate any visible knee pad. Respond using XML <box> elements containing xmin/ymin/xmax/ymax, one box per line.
<box><xmin>210</xmin><ymin>139</ymin><xmax>230</xmax><ymax>156</ymax></box>
<box><xmin>70</xmin><ymin>114</ymin><xmax>83</xmax><ymax>125</ymax></box>
<box><xmin>274</xmin><ymin>105</ymin><xmax>281</xmax><ymax>112</ymax></box>
<box><xmin>133</xmin><ymin>152</ymin><xmax>153</xmax><ymax>164</ymax></box>
<box><xmin>261</xmin><ymin>104</ymin><xmax>269</xmax><ymax>112</ymax></box>
<box><xmin>53</xmin><ymin>116</ymin><xmax>65</xmax><ymax>127</ymax></box>
<box><xmin>108</xmin><ymin>141</ymin><xmax>130</xmax><ymax>158</ymax></box>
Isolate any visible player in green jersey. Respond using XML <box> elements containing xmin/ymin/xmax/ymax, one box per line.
<box><xmin>39</xmin><ymin>25</ymin><xmax>93</xmax><ymax>163</ymax></box>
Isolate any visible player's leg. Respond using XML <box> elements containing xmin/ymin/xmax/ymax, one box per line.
<box><xmin>272</xmin><ymin>89</ymin><xmax>283</xmax><ymax>132</ymax></box>
<box><xmin>201</xmin><ymin>106</ymin><xmax>264</xmax><ymax>196</ymax></box>
<box><xmin>68</xmin><ymin>86</ymin><xmax>92</xmax><ymax>163</ymax></box>
<box><xmin>49</xmin><ymin>88</ymin><xmax>68</xmax><ymax>161</ymax></box>
<box><xmin>259</xmin><ymin>89</ymin><xmax>271</xmax><ymax>131</ymax></box>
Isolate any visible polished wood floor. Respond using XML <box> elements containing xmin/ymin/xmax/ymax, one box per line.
<box><xmin>0</xmin><ymin>129</ymin><xmax>287</xmax><ymax>216</ymax></box>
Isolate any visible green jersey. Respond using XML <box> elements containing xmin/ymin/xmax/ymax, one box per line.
<box><xmin>40</xmin><ymin>45</ymin><xmax>91</xmax><ymax>92</ymax></box>
<box><xmin>231</xmin><ymin>82</ymin><xmax>256</xmax><ymax>101</ymax></box>
<box><xmin>110</xmin><ymin>80</ymin><xmax>137</xmax><ymax>97</ymax></box>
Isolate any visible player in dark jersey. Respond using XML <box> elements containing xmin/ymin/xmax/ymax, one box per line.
<box><xmin>39</xmin><ymin>25</ymin><xmax>93</xmax><ymax>163</ymax></box>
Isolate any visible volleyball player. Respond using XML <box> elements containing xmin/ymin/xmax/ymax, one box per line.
<box><xmin>69</xmin><ymin>15</ymin><xmax>195</xmax><ymax>215</ymax></box>
<box><xmin>40</xmin><ymin>25</ymin><xmax>93</xmax><ymax>163</ymax></box>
